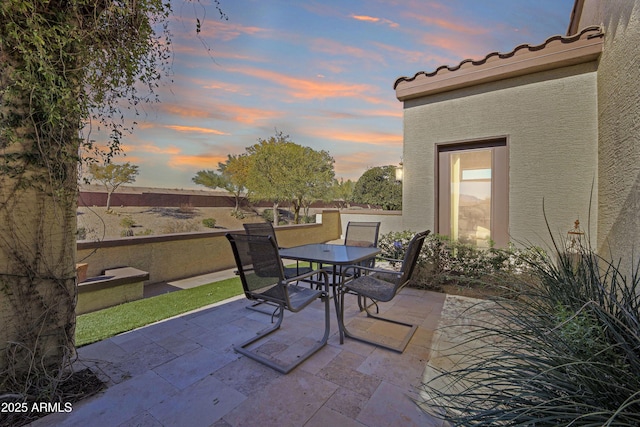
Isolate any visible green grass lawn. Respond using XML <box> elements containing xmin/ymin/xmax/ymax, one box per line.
<box><xmin>75</xmin><ymin>276</ymin><xmax>244</xmax><ymax>347</ymax></box>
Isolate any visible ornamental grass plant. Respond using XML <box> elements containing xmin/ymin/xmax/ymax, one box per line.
<box><xmin>419</xmin><ymin>235</ymin><xmax>640</xmax><ymax>426</ymax></box>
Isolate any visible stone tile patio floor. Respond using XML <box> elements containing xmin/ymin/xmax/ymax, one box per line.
<box><xmin>35</xmin><ymin>275</ymin><xmax>452</xmax><ymax>427</ymax></box>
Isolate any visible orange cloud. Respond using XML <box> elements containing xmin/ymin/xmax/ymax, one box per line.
<box><xmin>164</xmin><ymin>125</ymin><xmax>229</xmax><ymax>135</ymax></box>
<box><xmin>312</xmin><ymin>128</ymin><xmax>403</xmax><ymax>146</ymax></box>
<box><xmin>157</xmin><ymin>102</ymin><xmax>282</xmax><ymax>125</ymax></box>
<box><xmin>229</xmin><ymin>66</ymin><xmax>378</xmax><ymax>102</ymax></box>
<box><xmin>168</xmin><ymin>154</ymin><xmax>228</xmax><ymax>170</ymax></box>
<box><xmin>350</xmin><ymin>14</ymin><xmax>399</xmax><ymax>28</ymax></box>
<box><xmin>213</xmin><ymin>103</ymin><xmax>284</xmax><ymax>124</ymax></box>
<box><xmin>133</xmin><ymin>144</ymin><xmax>182</xmax><ymax>155</ymax></box>
<box><xmin>159</xmin><ymin>104</ymin><xmax>212</xmax><ymax>119</ymax></box>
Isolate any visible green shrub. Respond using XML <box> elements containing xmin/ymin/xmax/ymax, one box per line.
<box><xmin>261</xmin><ymin>209</ymin><xmax>273</xmax><ymax>223</ymax></box>
<box><xmin>230</xmin><ymin>209</ymin><xmax>245</xmax><ymax>219</ymax></box>
<box><xmin>377</xmin><ymin>230</ymin><xmax>541</xmax><ymax>289</ymax></box>
<box><xmin>135</xmin><ymin>228</ymin><xmax>154</xmax><ymax>236</ymax></box>
<box><xmin>202</xmin><ymin>218</ymin><xmax>216</xmax><ymax>228</ymax></box>
<box><xmin>119</xmin><ymin>216</ymin><xmax>135</xmax><ymax>228</ymax></box>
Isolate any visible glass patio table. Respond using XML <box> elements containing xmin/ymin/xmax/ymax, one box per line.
<box><xmin>279</xmin><ymin>243</ymin><xmax>380</xmax><ymax>315</ymax></box>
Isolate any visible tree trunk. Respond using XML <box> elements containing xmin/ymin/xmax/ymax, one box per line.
<box><xmin>273</xmin><ymin>202</ymin><xmax>280</xmax><ymax>226</ymax></box>
<box><xmin>106</xmin><ymin>190</ymin><xmax>113</xmax><ymax>211</ymax></box>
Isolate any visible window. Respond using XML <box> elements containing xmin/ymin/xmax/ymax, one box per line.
<box><xmin>437</xmin><ymin>138</ymin><xmax>508</xmax><ymax>248</ymax></box>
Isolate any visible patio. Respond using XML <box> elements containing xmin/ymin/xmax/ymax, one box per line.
<box><xmin>34</xmin><ymin>278</ymin><xmax>457</xmax><ymax>427</ymax></box>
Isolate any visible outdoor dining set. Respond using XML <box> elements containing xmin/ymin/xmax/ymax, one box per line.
<box><xmin>226</xmin><ymin>222</ymin><xmax>429</xmax><ymax>374</ymax></box>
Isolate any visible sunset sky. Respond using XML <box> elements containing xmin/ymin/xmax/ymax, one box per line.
<box><xmin>104</xmin><ymin>0</ymin><xmax>575</xmax><ymax>189</ymax></box>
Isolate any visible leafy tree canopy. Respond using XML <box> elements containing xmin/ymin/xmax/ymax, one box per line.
<box><xmin>244</xmin><ymin>131</ymin><xmax>335</xmax><ymax>224</ymax></box>
<box><xmin>332</xmin><ymin>178</ymin><xmax>355</xmax><ymax>209</ymax></box>
<box><xmin>193</xmin><ymin>154</ymin><xmax>251</xmax><ymax>212</ymax></box>
<box><xmin>88</xmin><ymin>162</ymin><xmax>139</xmax><ymax>210</ymax></box>
<box><xmin>353</xmin><ymin>165</ymin><xmax>402</xmax><ymax>210</ymax></box>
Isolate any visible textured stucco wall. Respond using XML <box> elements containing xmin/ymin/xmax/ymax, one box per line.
<box><xmin>587</xmin><ymin>2</ymin><xmax>640</xmax><ymax>268</ymax></box>
<box><xmin>77</xmin><ymin>210</ymin><xmax>342</xmax><ymax>284</ymax></box>
<box><xmin>401</xmin><ymin>63</ymin><xmax>598</xmax><ymax>248</ymax></box>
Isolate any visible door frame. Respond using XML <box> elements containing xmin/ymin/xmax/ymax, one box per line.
<box><xmin>434</xmin><ymin>135</ymin><xmax>509</xmax><ymax>247</ymax></box>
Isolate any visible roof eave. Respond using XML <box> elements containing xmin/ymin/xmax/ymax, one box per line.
<box><xmin>395</xmin><ymin>27</ymin><xmax>603</xmax><ymax>102</ymax></box>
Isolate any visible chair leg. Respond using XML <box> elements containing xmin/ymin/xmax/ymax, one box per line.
<box><xmin>357</xmin><ymin>295</ymin><xmax>379</xmax><ymax>313</ymax></box>
<box><xmin>246</xmin><ymin>301</ymin><xmax>281</xmax><ymax>322</ymax></box>
<box><xmin>338</xmin><ymin>291</ymin><xmax>417</xmax><ymax>353</ymax></box>
<box><xmin>234</xmin><ymin>295</ymin><xmax>330</xmax><ymax>374</ymax></box>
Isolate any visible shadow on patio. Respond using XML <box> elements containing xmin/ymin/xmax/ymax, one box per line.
<box><xmin>36</xmin><ymin>287</ymin><xmax>451</xmax><ymax>427</ymax></box>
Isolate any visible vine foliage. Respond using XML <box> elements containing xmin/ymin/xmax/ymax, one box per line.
<box><xmin>0</xmin><ymin>0</ymin><xmax>178</xmax><ymax>400</ymax></box>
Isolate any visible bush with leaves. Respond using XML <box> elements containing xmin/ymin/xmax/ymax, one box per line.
<box><xmin>202</xmin><ymin>218</ymin><xmax>216</xmax><ymax>228</ymax></box>
<box><xmin>378</xmin><ymin>231</ymin><xmax>542</xmax><ymax>289</ymax></box>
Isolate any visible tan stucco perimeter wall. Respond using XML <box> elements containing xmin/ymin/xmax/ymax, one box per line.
<box><xmin>77</xmin><ymin>210</ymin><xmax>341</xmax><ymax>284</ymax></box>
<box><xmin>337</xmin><ymin>210</ymin><xmax>404</xmax><ymax>237</ymax></box>
<box><xmin>401</xmin><ymin>63</ymin><xmax>598</xmax><ymax>248</ymax></box>
<box><xmin>590</xmin><ymin>1</ymin><xmax>640</xmax><ymax>266</ymax></box>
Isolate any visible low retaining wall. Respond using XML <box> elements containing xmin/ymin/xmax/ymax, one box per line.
<box><xmin>77</xmin><ymin>210</ymin><xmax>342</xmax><ymax>285</ymax></box>
<box><xmin>77</xmin><ymin>267</ymin><xmax>149</xmax><ymax>314</ymax></box>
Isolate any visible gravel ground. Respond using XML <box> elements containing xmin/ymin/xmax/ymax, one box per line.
<box><xmin>76</xmin><ymin>206</ymin><xmax>264</xmax><ymax>240</ymax></box>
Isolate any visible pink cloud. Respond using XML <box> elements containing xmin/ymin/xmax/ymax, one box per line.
<box><xmin>309</xmin><ymin>38</ymin><xmax>385</xmax><ymax>63</ymax></box>
<box><xmin>164</xmin><ymin>125</ymin><xmax>229</xmax><ymax>135</ymax></box>
<box><xmin>228</xmin><ymin>66</ymin><xmax>379</xmax><ymax>102</ymax></box>
<box><xmin>311</xmin><ymin>128</ymin><xmax>403</xmax><ymax>147</ymax></box>
<box><xmin>372</xmin><ymin>41</ymin><xmax>453</xmax><ymax>65</ymax></box>
<box><xmin>350</xmin><ymin>14</ymin><xmax>399</xmax><ymax>28</ymax></box>
<box><xmin>412</xmin><ymin>15</ymin><xmax>487</xmax><ymax>35</ymax></box>
<box><xmin>157</xmin><ymin>103</ymin><xmax>283</xmax><ymax>125</ymax></box>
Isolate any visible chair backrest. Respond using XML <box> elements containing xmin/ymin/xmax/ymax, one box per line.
<box><xmin>396</xmin><ymin>230</ymin><xmax>430</xmax><ymax>291</ymax></box>
<box><xmin>244</xmin><ymin>222</ymin><xmax>280</xmax><ymax>247</ymax></box>
<box><xmin>344</xmin><ymin>221</ymin><xmax>380</xmax><ymax>248</ymax></box>
<box><xmin>226</xmin><ymin>233</ymin><xmax>287</xmax><ymax>303</ymax></box>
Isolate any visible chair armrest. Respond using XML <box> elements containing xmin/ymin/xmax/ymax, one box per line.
<box><xmin>285</xmin><ymin>269</ymin><xmax>329</xmax><ymax>293</ymax></box>
<box><xmin>377</xmin><ymin>255</ymin><xmax>403</xmax><ymax>264</ymax></box>
<box><xmin>341</xmin><ymin>264</ymin><xmax>400</xmax><ymax>280</ymax></box>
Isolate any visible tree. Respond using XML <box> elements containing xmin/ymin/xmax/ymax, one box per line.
<box><xmin>244</xmin><ymin>131</ymin><xmax>335</xmax><ymax>225</ymax></box>
<box><xmin>89</xmin><ymin>162</ymin><xmax>139</xmax><ymax>211</ymax></box>
<box><xmin>0</xmin><ymin>0</ymin><xmax>225</xmax><ymax>396</ymax></box>
<box><xmin>287</xmin><ymin>147</ymin><xmax>335</xmax><ymax>223</ymax></box>
<box><xmin>332</xmin><ymin>178</ymin><xmax>355</xmax><ymax>209</ymax></box>
<box><xmin>193</xmin><ymin>154</ymin><xmax>251</xmax><ymax>213</ymax></box>
<box><xmin>353</xmin><ymin>165</ymin><xmax>402</xmax><ymax>210</ymax></box>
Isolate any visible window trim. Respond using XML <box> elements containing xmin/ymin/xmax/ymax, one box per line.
<box><xmin>435</xmin><ymin>136</ymin><xmax>509</xmax><ymax>247</ymax></box>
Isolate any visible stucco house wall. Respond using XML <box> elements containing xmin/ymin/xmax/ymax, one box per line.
<box><xmin>572</xmin><ymin>1</ymin><xmax>640</xmax><ymax>266</ymax></box>
<box><xmin>401</xmin><ymin>62</ymin><xmax>599</xmax><ymax>248</ymax></box>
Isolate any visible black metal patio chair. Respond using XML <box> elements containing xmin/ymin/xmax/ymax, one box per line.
<box><xmin>319</xmin><ymin>221</ymin><xmax>381</xmax><ymax>282</ymax></box>
<box><xmin>243</xmin><ymin>222</ymin><xmax>313</xmax><ymax>278</ymax></box>
<box><xmin>226</xmin><ymin>233</ymin><xmax>330</xmax><ymax>374</ymax></box>
<box><xmin>337</xmin><ymin>230</ymin><xmax>429</xmax><ymax>353</ymax></box>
